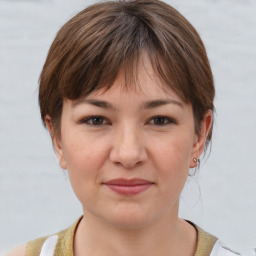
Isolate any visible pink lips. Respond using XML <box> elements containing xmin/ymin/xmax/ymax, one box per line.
<box><xmin>103</xmin><ymin>178</ymin><xmax>153</xmax><ymax>196</ymax></box>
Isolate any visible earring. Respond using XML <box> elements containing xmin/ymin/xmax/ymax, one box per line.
<box><xmin>189</xmin><ymin>158</ymin><xmax>200</xmax><ymax>176</ymax></box>
<box><xmin>193</xmin><ymin>158</ymin><xmax>200</xmax><ymax>166</ymax></box>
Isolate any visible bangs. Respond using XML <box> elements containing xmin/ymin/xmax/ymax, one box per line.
<box><xmin>55</xmin><ymin>4</ymin><xmax>192</xmax><ymax>103</ymax></box>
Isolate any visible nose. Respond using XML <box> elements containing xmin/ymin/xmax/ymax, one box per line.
<box><xmin>109</xmin><ymin>125</ymin><xmax>148</xmax><ymax>169</ymax></box>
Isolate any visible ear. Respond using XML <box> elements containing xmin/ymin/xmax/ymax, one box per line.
<box><xmin>190</xmin><ymin>110</ymin><xmax>213</xmax><ymax>168</ymax></box>
<box><xmin>45</xmin><ymin>115</ymin><xmax>67</xmax><ymax>170</ymax></box>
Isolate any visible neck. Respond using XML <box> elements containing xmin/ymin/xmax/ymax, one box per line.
<box><xmin>74</xmin><ymin>204</ymin><xmax>197</xmax><ymax>256</ymax></box>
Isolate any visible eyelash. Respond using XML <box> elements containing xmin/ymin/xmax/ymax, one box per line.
<box><xmin>149</xmin><ymin>116</ymin><xmax>176</xmax><ymax>126</ymax></box>
<box><xmin>79</xmin><ymin>115</ymin><xmax>176</xmax><ymax>126</ymax></box>
<box><xmin>80</xmin><ymin>116</ymin><xmax>109</xmax><ymax>126</ymax></box>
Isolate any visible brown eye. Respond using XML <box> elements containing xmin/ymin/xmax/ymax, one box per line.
<box><xmin>91</xmin><ymin>117</ymin><xmax>104</xmax><ymax>125</ymax></box>
<box><xmin>150</xmin><ymin>116</ymin><xmax>175</xmax><ymax>126</ymax></box>
<box><xmin>81</xmin><ymin>116</ymin><xmax>107</xmax><ymax>126</ymax></box>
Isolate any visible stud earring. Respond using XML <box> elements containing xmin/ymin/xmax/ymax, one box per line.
<box><xmin>189</xmin><ymin>158</ymin><xmax>200</xmax><ymax>176</ymax></box>
<box><xmin>193</xmin><ymin>158</ymin><xmax>200</xmax><ymax>166</ymax></box>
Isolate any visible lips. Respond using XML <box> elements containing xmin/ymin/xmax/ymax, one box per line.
<box><xmin>103</xmin><ymin>178</ymin><xmax>154</xmax><ymax>196</ymax></box>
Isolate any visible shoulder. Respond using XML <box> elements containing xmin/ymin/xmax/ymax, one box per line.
<box><xmin>5</xmin><ymin>244</ymin><xmax>26</xmax><ymax>256</ymax></box>
<box><xmin>5</xmin><ymin>234</ymin><xmax>60</xmax><ymax>256</ymax></box>
<box><xmin>190</xmin><ymin>222</ymin><xmax>241</xmax><ymax>256</ymax></box>
<box><xmin>6</xmin><ymin>217</ymin><xmax>82</xmax><ymax>256</ymax></box>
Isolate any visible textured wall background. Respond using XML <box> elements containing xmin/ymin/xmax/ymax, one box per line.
<box><xmin>1</xmin><ymin>0</ymin><xmax>256</xmax><ymax>254</ymax></box>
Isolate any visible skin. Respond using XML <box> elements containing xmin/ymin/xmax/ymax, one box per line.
<box><xmin>6</xmin><ymin>245</ymin><xmax>26</xmax><ymax>256</ymax></box>
<box><xmin>49</xmin><ymin>57</ymin><xmax>212</xmax><ymax>256</ymax></box>
<box><xmin>7</xmin><ymin>56</ymin><xmax>212</xmax><ymax>256</ymax></box>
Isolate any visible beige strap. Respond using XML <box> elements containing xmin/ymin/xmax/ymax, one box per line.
<box><xmin>25</xmin><ymin>217</ymin><xmax>82</xmax><ymax>256</ymax></box>
<box><xmin>54</xmin><ymin>217</ymin><xmax>82</xmax><ymax>256</ymax></box>
<box><xmin>194</xmin><ymin>225</ymin><xmax>218</xmax><ymax>256</ymax></box>
<box><xmin>25</xmin><ymin>235</ymin><xmax>49</xmax><ymax>256</ymax></box>
<box><xmin>53</xmin><ymin>228</ymin><xmax>72</xmax><ymax>256</ymax></box>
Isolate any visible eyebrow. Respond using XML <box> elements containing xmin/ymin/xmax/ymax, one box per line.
<box><xmin>75</xmin><ymin>99</ymin><xmax>113</xmax><ymax>109</ymax></box>
<box><xmin>143</xmin><ymin>99</ymin><xmax>183</xmax><ymax>109</ymax></box>
<box><xmin>73</xmin><ymin>98</ymin><xmax>183</xmax><ymax>110</ymax></box>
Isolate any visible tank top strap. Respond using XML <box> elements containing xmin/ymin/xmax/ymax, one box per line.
<box><xmin>53</xmin><ymin>223</ymin><xmax>76</xmax><ymax>256</ymax></box>
<box><xmin>26</xmin><ymin>235</ymin><xmax>51</xmax><ymax>256</ymax></box>
<box><xmin>194</xmin><ymin>224</ymin><xmax>218</xmax><ymax>256</ymax></box>
<box><xmin>25</xmin><ymin>217</ymin><xmax>82</xmax><ymax>256</ymax></box>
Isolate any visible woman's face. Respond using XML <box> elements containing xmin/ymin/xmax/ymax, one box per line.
<box><xmin>52</xmin><ymin>58</ymin><xmax>211</xmax><ymax>229</ymax></box>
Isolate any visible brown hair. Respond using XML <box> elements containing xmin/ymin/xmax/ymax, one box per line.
<box><xmin>39</xmin><ymin>0</ymin><xmax>215</xmax><ymax>148</ymax></box>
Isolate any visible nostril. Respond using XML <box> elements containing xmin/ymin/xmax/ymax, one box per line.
<box><xmin>121</xmin><ymin>160</ymin><xmax>144</xmax><ymax>169</ymax></box>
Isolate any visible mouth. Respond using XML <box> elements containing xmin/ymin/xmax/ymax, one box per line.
<box><xmin>102</xmin><ymin>178</ymin><xmax>154</xmax><ymax>196</ymax></box>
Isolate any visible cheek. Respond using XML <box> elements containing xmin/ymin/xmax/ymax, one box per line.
<box><xmin>61</xmin><ymin>134</ymin><xmax>110</xmax><ymax>194</ymax></box>
<box><xmin>62</xmin><ymin>132</ymin><xmax>108</xmax><ymax>169</ymax></box>
<box><xmin>153</xmin><ymin>135</ymin><xmax>193</xmax><ymax>172</ymax></box>
<box><xmin>151</xmin><ymin>135</ymin><xmax>194</xmax><ymax>195</ymax></box>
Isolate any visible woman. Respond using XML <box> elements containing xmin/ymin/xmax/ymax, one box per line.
<box><xmin>8</xmin><ymin>0</ymin><xmax>241</xmax><ymax>255</ymax></box>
